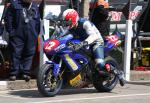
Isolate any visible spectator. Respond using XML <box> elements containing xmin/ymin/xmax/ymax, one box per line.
<box><xmin>4</xmin><ymin>0</ymin><xmax>40</xmax><ymax>81</ymax></box>
<box><xmin>90</xmin><ymin>0</ymin><xmax>110</xmax><ymax>37</ymax></box>
<box><xmin>69</xmin><ymin>0</ymin><xmax>81</xmax><ymax>13</ymax></box>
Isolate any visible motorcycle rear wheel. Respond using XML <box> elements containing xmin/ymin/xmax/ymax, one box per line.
<box><xmin>37</xmin><ymin>64</ymin><xmax>63</xmax><ymax>97</ymax></box>
<box><xmin>92</xmin><ymin>56</ymin><xmax>119</xmax><ymax>92</ymax></box>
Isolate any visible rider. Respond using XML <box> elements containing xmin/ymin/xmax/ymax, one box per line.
<box><xmin>62</xmin><ymin>9</ymin><xmax>125</xmax><ymax>86</ymax></box>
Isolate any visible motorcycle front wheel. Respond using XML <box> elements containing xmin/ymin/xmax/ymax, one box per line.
<box><xmin>92</xmin><ymin>56</ymin><xmax>119</xmax><ymax>92</ymax></box>
<box><xmin>37</xmin><ymin>64</ymin><xmax>63</xmax><ymax>97</ymax></box>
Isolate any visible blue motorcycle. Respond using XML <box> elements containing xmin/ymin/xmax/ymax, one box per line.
<box><xmin>37</xmin><ymin>14</ymin><xmax>124</xmax><ymax>97</ymax></box>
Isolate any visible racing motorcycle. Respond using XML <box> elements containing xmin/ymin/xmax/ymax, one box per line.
<box><xmin>37</xmin><ymin>13</ymin><xmax>125</xmax><ymax>97</ymax></box>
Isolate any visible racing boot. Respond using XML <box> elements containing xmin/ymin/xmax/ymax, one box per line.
<box><xmin>105</xmin><ymin>63</ymin><xmax>126</xmax><ymax>86</ymax></box>
<box><xmin>117</xmin><ymin>71</ymin><xmax>126</xmax><ymax>86</ymax></box>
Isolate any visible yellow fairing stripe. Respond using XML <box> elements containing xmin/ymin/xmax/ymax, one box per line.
<box><xmin>64</xmin><ymin>54</ymin><xmax>78</xmax><ymax>71</ymax></box>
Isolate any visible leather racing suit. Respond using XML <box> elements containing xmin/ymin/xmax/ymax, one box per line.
<box><xmin>69</xmin><ymin>18</ymin><xmax>105</xmax><ymax>69</ymax></box>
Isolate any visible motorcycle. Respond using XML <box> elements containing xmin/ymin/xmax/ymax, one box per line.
<box><xmin>37</xmin><ymin>13</ymin><xmax>125</xmax><ymax>97</ymax></box>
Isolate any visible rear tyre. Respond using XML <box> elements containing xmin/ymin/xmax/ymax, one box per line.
<box><xmin>93</xmin><ymin>56</ymin><xmax>119</xmax><ymax>92</ymax></box>
<box><xmin>37</xmin><ymin>64</ymin><xmax>63</xmax><ymax>97</ymax></box>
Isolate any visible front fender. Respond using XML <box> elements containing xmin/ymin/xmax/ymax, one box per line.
<box><xmin>45</xmin><ymin>61</ymin><xmax>60</xmax><ymax>78</ymax></box>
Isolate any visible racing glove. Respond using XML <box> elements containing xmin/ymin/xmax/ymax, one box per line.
<box><xmin>72</xmin><ymin>41</ymin><xmax>88</xmax><ymax>51</ymax></box>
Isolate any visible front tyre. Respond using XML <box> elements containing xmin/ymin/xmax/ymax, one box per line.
<box><xmin>37</xmin><ymin>64</ymin><xmax>63</xmax><ymax>97</ymax></box>
<box><xmin>93</xmin><ymin>56</ymin><xmax>119</xmax><ymax>92</ymax></box>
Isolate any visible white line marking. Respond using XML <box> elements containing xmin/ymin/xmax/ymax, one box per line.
<box><xmin>30</xmin><ymin>93</ymin><xmax>150</xmax><ymax>103</ymax></box>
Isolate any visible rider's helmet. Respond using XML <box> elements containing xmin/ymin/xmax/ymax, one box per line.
<box><xmin>62</xmin><ymin>9</ymin><xmax>79</xmax><ymax>28</ymax></box>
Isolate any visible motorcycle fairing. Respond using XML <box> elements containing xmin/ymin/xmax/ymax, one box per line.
<box><xmin>61</xmin><ymin>53</ymin><xmax>88</xmax><ymax>72</ymax></box>
<box><xmin>43</xmin><ymin>34</ymin><xmax>75</xmax><ymax>55</ymax></box>
<box><xmin>44</xmin><ymin>39</ymin><xmax>60</xmax><ymax>54</ymax></box>
<box><xmin>104</xmin><ymin>35</ymin><xmax>120</xmax><ymax>53</ymax></box>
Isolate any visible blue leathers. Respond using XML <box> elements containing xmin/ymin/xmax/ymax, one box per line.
<box><xmin>70</xmin><ymin>18</ymin><xmax>105</xmax><ymax>69</ymax></box>
<box><xmin>4</xmin><ymin>0</ymin><xmax>40</xmax><ymax>76</ymax></box>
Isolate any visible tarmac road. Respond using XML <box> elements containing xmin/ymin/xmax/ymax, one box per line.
<box><xmin>0</xmin><ymin>83</ymin><xmax>150</xmax><ymax>103</ymax></box>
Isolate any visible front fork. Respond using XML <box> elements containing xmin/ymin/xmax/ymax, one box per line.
<box><xmin>45</xmin><ymin>59</ymin><xmax>63</xmax><ymax>89</ymax></box>
<box><xmin>53</xmin><ymin>59</ymin><xmax>62</xmax><ymax>78</ymax></box>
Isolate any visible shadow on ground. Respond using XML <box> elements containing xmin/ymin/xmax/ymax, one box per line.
<box><xmin>7</xmin><ymin>88</ymin><xmax>114</xmax><ymax>98</ymax></box>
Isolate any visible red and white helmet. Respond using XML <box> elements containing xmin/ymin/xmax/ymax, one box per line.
<box><xmin>62</xmin><ymin>9</ymin><xmax>79</xmax><ymax>28</ymax></box>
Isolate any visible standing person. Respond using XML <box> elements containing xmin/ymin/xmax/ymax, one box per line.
<box><xmin>69</xmin><ymin>0</ymin><xmax>81</xmax><ymax>13</ymax></box>
<box><xmin>4</xmin><ymin>0</ymin><xmax>40</xmax><ymax>81</ymax></box>
<box><xmin>62</xmin><ymin>9</ymin><xmax>125</xmax><ymax>86</ymax></box>
<box><xmin>90</xmin><ymin>0</ymin><xmax>110</xmax><ymax>37</ymax></box>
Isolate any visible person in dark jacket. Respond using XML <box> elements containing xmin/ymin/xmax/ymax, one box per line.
<box><xmin>4</xmin><ymin>0</ymin><xmax>40</xmax><ymax>81</ymax></box>
<box><xmin>69</xmin><ymin>0</ymin><xmax>81</xmax><ymax>13</ymax></box>
<box><xmin>90</xmin><ymin>0</ymin><xmax>110</xmax><ymax>37</ymax></box>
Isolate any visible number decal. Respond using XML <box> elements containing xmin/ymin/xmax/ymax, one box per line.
<box><xmin>44</xmin><ymin>39</ymin><xmax>59</xmax><ymax>53</ymax></box>
<box><xmin>106</xmin><ymin>35</ymin><xmax>119</xmax><ymax>44</ymax></box>
<box><xmin>45</xmin><ymin>41</ymin><xmax>56</xmax><ymax>50</ymax></box>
